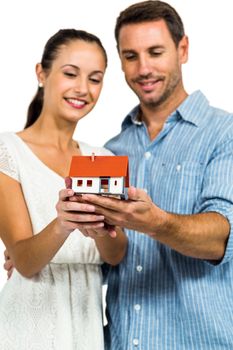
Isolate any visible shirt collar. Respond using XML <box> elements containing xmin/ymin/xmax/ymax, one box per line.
<box><xmin>177</xmin><ymin>90</ymin><xmax>210</xmax><ymax>127</ymax></box>
<box><xmin>121</xmin><ymin>90</ymin><xmax>209</xmax><ymax>130</ymax></box>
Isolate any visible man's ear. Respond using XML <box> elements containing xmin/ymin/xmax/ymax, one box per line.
<box><xmin>178</xmin><ymin>35</ymin><xmax>189</xmax><ymax>64</ymax></box>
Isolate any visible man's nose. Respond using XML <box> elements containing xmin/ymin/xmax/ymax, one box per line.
<box><xmin>137</xmin><ymin>57</ymin><xmax>152</xmax><ymax>76</ymax></box>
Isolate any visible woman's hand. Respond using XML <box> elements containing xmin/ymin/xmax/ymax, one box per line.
<box><xmin>81</xmin><ymin>223</ymin><xmax>117</xmax><ymax>239</ymax></box>
<box><xmin>55</xmin><ymin>188</ymin><xmax>106</xmax><ymax>236</ymax></box>
<box><xmin>3</xmin><ymin>249</ymin><xmax>14</xmax><ymax>279</ymax></box>
<box><xmin>63</xmin><ymin>178</ymin><xmax>127</xmax><ymax>265</ymax></box>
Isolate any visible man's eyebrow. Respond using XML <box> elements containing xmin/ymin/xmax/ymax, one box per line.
<box><xmin>147</xmin><ymin>45</ymin><xmax>165</xmax><ymax>51</ymax></box>
<box><xmin>121</xmin><ymin>49</ymin><xmax>137</xmax><ymax>54</ymax></box>
<box><xmin>121</xmin><ymin>45</ymin><xmax>165</xmax><ymax>54</ymax></box>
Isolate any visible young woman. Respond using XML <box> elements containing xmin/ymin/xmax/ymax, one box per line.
<box><xmin>0</xmin><ymin>29</ymin><xmax>127</xmax><ymax>350</ymax></box>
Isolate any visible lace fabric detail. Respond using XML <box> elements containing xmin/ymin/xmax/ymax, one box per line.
<box><xmin>0</xmin><ymin>140</ymin><xmax>18</xmax><ymax>181</ymax></box>
<box><xmin>0</xmin><ymin>134</ymin><xmax>107</xmax><ymax>349</ymax></box>
<box><xmin>0</xmin><ymin>265</ymin><xmax>104</xmax><ymax>349</ymax></box>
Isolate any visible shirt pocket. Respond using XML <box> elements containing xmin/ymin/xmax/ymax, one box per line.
<box><xmin>153</xmin><ymin>160</ymin><xmax>204</xmax><ymax>214</ymax></box>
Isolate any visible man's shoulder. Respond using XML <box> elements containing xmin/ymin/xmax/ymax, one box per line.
<box><xmin>208</xmin><ymin>103</ymin><xmax>233</xmax><ymax>117</ymax></box>
<box><xmin>206</xmin><ymin>105</ymin><xmax>233</xmax><ymax>132</ymax></box>
<box><xmin>179</xmin><ymin>91</ymin><xmax>233</xmax><ymax>128</ymax></box>
<box><xmin>104</xmin><ymin>127</ymin><xmax>133</xmax><ymax>154</ymax></box>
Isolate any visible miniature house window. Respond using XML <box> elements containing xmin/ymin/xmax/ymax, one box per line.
<box><xmin>77</xmin><ymin>179</ymin><xmax>83</xmax><ymax>186</ymax></box>
<box><xmin>114</xmin><ymin>180</ymin><xmax>117</xmax><ymax>186</ymax></box>
<box><xmin>87</xmin><ymin>180</ymin><xmax>93</xmax><ymax>187</ymax></box>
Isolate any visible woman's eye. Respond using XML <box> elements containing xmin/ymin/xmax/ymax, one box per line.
<box><xmin>64</xmin><ymin>72</ymin><xmax>76</xmax><ymax>77</ymax></box>
<box><xmin>90</xmin><ymin>78</ymin><xmax>102</xmax><ymax>84</ymax></box>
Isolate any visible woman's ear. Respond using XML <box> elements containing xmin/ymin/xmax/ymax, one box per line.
<box><xmin>35</xmin><ymin>63</ymin><xmax>45</xmax><ymax>86</ymax></box>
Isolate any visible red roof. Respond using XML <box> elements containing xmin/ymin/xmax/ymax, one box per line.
<box><xmin>69</xmin><ymin>155</ymin><xmax>129</xmax><ymax>187</ymax></box>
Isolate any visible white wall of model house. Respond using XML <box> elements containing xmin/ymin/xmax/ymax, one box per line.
<box><xmin>72</xmin><ymin>176</ymin><xmax>124</xmax><ymax>194</ymax></box>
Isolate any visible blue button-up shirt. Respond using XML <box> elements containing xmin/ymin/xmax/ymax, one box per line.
<box><xmin>103</xmin><ymin>91</ymin><xmax>233</xmax><ymax>349</ymax></box>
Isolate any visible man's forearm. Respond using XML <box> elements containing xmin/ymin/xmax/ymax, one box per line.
<box><xmin>151</xmin><ymin>210</ymin><xmax>230</xmax><ymax>260</ymax></box>
<box><xmin>81</xmin><ymin>189</ymin><xmax>230</xmax><ymax>261</ymax></box>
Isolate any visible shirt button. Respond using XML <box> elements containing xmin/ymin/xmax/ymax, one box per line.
<box><xmin>136</xmin><ymin>265</ymin><xmax>143</xmax><ymax>272</ymax></box>
<box><xmin>134</xmin><ymin>304</ymin><xmax>141</xmax><ymax>311</ymax></box>
<box><xmin>144</xmin><ymin>151</ymin><xmax>151</xmax><ymax>159</ymax></box>
<box><xmin>176</xmin><ymin>164</ymin><xmax>181</xmax><ymax>172</ymax></box>
<box><xmin>133</xmin><ymin>338</ymin><xmax>139</xmax><ymax>346</ymax></box>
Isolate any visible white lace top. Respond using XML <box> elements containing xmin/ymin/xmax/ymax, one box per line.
<box><xmin>0</xmin><ymin>132</ymin><xmax>112</xmax><ymax>350</ymax></box>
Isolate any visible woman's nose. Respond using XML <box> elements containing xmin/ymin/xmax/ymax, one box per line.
<box><xmin>74</xmin><ymin>77</ymin><xmax>88</xmax><ymax>95</ymax></box>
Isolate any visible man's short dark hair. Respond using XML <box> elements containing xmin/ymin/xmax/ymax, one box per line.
<box><xmin>115</xmin><ymin>0</ymin><xmax>185</xmax><ymax>49</ymax></box>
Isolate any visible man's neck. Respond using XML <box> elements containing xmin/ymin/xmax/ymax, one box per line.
<box><xmin>140</xmin><ymin>90</ymin><xmax>188</xmax><ymax>141</ymax></box>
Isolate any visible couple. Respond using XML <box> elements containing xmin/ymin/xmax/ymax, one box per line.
<box><xmin>1</xmin><ymin>1</ymin><xmax>233</xmax><ymax>349</ymax></box>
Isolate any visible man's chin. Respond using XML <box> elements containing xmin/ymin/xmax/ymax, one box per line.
<box><xmin>140</xmin><ymin>96</ymin><xmax>163</xmax><ymax>108</ymax></box>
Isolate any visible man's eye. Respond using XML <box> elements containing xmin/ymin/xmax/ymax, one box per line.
<box><xmin>125</xmin><ymin>54</ymin><xmax>136</xmax><ymax>61</ymax></box>
<box><xmin>151</xmin><ymin>51</ymin><xmax>163</xmax><ymax>56</ymax></box>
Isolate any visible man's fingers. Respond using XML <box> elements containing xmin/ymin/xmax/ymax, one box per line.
<box><xmin>82</xmin><ymin>194</ymin><xmax>123</xmax><ymax>211</ymax></box>
<box><xmin>127</xmin><ymin>186</ymin><xmax>151</xmax><ymax>202</ymax></box>
<box><xmin>81</xmin><ymin>187</ymin><xmax>151</xmax><ymax>212</ymax></box>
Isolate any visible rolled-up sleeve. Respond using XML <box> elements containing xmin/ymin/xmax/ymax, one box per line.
<box><xmin>196</xmin><ymin>134</ymin><xmax>233</xmax><ymax>264</ymax></box>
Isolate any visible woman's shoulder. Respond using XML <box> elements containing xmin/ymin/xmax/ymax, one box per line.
<box><xmin>0</xmin><ymin>132</ymin><xmax>20</xmax><ymax>181</ymax></box>
<box><xmin>0</xmin><ymin>132</ymin><xmax>19</xmax><ymax>150</ymax></box>
<box><xmin>78</xmin><ymin>140</ymin><xmax>114</xmax><ymax>156</ymax></box>
<box><xmin>0</xmin><ymin>131</ymin><xmax>15</xmax><ymax>142</ymax></box>
<box><xmin>0</xmin><ymin>132</ymin><xmax>26</xmax><ymax>157</ymax></box>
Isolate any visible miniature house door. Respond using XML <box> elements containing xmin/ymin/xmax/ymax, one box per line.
<box><xmin>100</xmin><ymin>178</ymin><xmax>109</xmax><ymax>193</ymax></box>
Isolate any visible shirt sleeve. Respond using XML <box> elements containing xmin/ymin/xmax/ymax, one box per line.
<box><xmin>0</xmin><ymin>138</ymin><xmax>19</xmax><ymax>182</ymax></box>
<box><xmin>196</xmin><ymin>134</ymin><xmax>233</xmax><ymax>265</ymax></box>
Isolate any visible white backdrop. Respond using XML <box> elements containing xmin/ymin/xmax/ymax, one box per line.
<box><xmin>0</xmin><ymin>0</ymin><xmax>232</xmax><ymax>289</ymax></box>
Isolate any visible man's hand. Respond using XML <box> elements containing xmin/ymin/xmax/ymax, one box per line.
<box><xmin>81</xmin><ymin>186</ymin><xmax>229</xmax><ymax>260</ymax></box>
<box><xmin>81</xmin><ymin>186</ymin><xmax>166</xmax><ymax>235</ymax></box>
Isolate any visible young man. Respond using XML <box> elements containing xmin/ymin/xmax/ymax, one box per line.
<box><xmin>81</xmin><ymin>1</ymin><xmax>233</xmax><ymax>349</ymax></box>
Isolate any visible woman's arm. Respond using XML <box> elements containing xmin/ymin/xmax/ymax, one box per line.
<box><xmin>81</xmin><ymin>226</ymin><xmax>127</xmax><ymax>265</ymax></box>
<box><xmin>0</xmin><ymin>173</ymin><xmax>103</xmax><ymax>278</ymax></box>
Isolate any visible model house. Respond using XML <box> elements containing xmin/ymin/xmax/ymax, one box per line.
<box><xmin>69</xmin><ymin>153</ymin><xmax>129</xmax><ymax>198</ymax></box>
